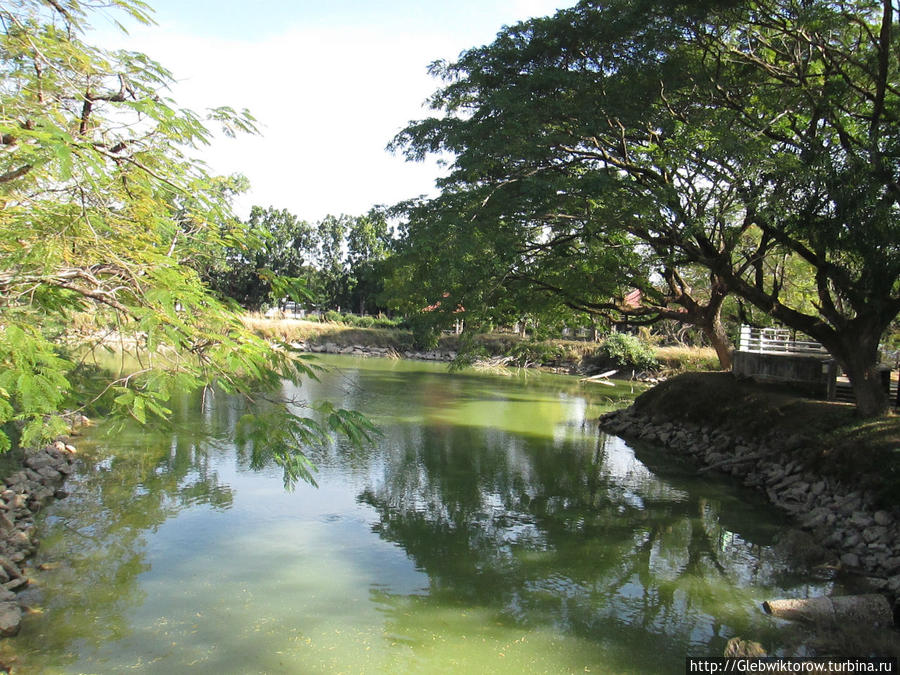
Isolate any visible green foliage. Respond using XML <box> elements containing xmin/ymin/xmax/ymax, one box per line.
<box><xmin>597</xmin><ymin>334</ymin><xmax>658</xmax><ymax>372</ymax></box>
<box><xmin>0</xmin><ymin>1</ymin><xmax>372</xmax><ymax>469</ymax></box>
<box><xmin>392</xmin><ymin>0</ymin><xmax>900</xmax><ymax>415</ymax></box>
<box><xmin>324</xmin><ymin>310</ymin><xmax>344</xmax><ymax>323</ymax></box>
<box><xmin>372</xmin><ymin>316</ymin><xmax>404</xmax><ymax>329</ymax></box>
<box><xmin>203</xmin><ymin>205</ymin><xmax>316</xmax><ymax>311</ymax></box>
<box><xmin>409</xmin><ymin>315</ymin><xmax>440</xmax><ymax>351</ymax></box>
<box><xmin>508</xmin><ymin>341</ymin><xmax>564</xmax><ymax>368</ymax></box>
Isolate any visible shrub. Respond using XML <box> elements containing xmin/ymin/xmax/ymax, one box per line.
<box><xmin>598</xmin><ymin>333</ymin><xmax>659</xmax><ymax>371</ymax></box>
<box><xmin>407</xmin><ymin>315</ymin><xmax>439</xmax><ymax>350</ymax></box>
<box><xmin>508</xmin><ymin>341</ymin><xmax>564</xmax><ymax>367</ymax></box>
<box><xmin>324</xmin><ymin>310</ymin><xmax>343</xmax><ymax>323</ymax></box>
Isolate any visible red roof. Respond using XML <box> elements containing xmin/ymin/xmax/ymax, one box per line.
<box><xmin>623</xmin><ymin>289</ymin><xmax>642</xmax><ymax>309</ymax></box>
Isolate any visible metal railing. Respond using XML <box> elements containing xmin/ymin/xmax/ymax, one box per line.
<box><xmin>738</xmin><ymin>325</ymin><xmax>829</xmax><ymax>355</ymax></box>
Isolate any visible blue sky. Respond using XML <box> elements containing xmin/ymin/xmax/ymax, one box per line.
<box><xmin>97</xmin><ymin>0</ymin><xmax>574</xmax><ymax>221</ymax></box>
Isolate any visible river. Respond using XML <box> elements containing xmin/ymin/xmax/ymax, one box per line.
<box><xmin>5</xmin><ymin>356</ymin><xmax>833</xmax><ymax>673</ymax></box>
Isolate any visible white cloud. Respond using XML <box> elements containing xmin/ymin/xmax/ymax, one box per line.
<box><xmin>111</xmin><ymin>23</ymin><xmax>455</xmax><ymax>220</ymax></box>
<box><xmin>101</xmin><ymin>0</ymin><xmax>574</xmax><ymax>221</ymax></box>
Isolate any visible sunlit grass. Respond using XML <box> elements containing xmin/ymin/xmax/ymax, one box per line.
<box><xmin>653</xmin><ymin>345</ymin><xmax>722</xmax><ymax>373</ymax></box>
<box><xmin>241</xmin><ymin>315</ymin><xmax>413</xmax><ymax>348</ymax></box>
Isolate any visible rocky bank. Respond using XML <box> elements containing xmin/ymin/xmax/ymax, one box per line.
<box><xmin>599</xmin><ymin>390</ymin><xmax>900</xmax><ymax>623</ymax></box>
<box><xmin>296</xmin><ymin>340</ymin><xmax>458</xmax><ymax>362</ymax></box>
<box><xmin>0</xmin><ymin>441</ymin><xmax>76</xmax><ymax>638</ymax></box>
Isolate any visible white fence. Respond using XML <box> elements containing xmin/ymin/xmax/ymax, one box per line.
<box><xmin>738</xmin><ymin>325</ymin><xmax>829</xmax><ymax>355</ymax></box>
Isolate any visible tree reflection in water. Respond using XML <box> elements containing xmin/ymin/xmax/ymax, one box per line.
<box><xmin>7</xmin><ymin>390</ymin><xmax>238</xmax><ymax>668</ymax></box>
<box><xmin>357</xmin><ymin>424</ymin><xmax>829</xmax><ymax>662</ymax></box>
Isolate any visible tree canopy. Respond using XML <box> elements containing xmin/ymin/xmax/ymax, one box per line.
<box><xmin>0</xmin><ymin>0</ymin><xmax>372</xmax><ymax>470</ymax></box>
<box><xmin>391</xmin><ymin>0</ymin><xmax>900</xmax><ymax>416</ymax></box>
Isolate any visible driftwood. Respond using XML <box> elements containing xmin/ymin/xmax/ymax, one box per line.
<box><xmin>580</xmin><ymin>370</ymin><xmax>617</xmax><ymax>386</ymax></box>
<box><xmin>763</xmin><ymin>595</ymin><xmax>893</xmax><ymax>627</ymax></box>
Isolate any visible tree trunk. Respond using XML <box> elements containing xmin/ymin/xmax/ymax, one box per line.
<box><xmin>700</xmin><ymin>314</ymin><xmax>733</xmax><ymax>370</ymax></box>
<box><xmin>839</xmin><ymin>347</ymin><xmax>889</xmax><ymax>417</ymax></box>
<box><xmin>697</xmin><ymin>289</ymin><xmax>732</xmax><ymax>370</ymax></box>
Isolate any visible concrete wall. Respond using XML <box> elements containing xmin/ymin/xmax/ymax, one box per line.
<box><xmin>732</xmin><ymin>351</ymin><xmax>836</xmax><ymax>397</ymax></box>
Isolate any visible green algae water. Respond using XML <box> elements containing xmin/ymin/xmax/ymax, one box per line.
<box><xmin>7</xmin><ymin>357</ymin><xmax>833</xmax><ymax>673</ymax></box>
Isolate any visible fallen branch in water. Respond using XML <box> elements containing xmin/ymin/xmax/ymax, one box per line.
<box><xmin>580</xmin><ymin>369</ymin><xmax>617</xmax><ymax>386</ymax></box>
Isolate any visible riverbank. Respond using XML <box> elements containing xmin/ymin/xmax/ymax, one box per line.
<box><xmin>0</xmin><ymin>441</ymin><xmax>76</xmax><ymax>640</ymax></box>
<box><xmin>241</xmin><ymin>316</ymin><xmax>721</xmax><ymax>376</ymax></box>
<box><xmin>599</xmin><ymin>372</ymin><xmax>900</xmax><ymax>627</ymax></box>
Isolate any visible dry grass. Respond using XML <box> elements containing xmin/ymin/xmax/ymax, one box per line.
<box><xmin>241</xmin><ymin>316</ymin><xmax>414</xmax><ymax>348</ymax></box>
<box><xmin>654</xmin><ymin>345</ymin><xmax>722</xmax><ymax>373</ymax></box>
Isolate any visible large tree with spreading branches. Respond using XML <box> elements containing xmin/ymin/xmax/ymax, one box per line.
<box><xmin>392</xmin><ymin>0</ymin><xmax>900</xmax><ymax>416</ymax></box>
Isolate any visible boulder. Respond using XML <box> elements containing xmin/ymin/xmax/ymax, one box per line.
<box><xmin>873</xmin><ymin>510</ymin><xmax>893</xmax><ymax>527</ymax></box>
<box><xmin>840</xmin><ymin>552</ymin><xmax>860</xmax><ymax>568</ymax></box>
<box><xmin>0</xmin><ymin>602</ymin><xmax>21</xmax><ymax>637</ymax></box>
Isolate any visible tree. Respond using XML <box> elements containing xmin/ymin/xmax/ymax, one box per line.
<box><xmin>203</xmin><ymin>205</ymin><xmax>316</xmax><ymax>310</ymax></box>
<box><xmin>393</xmin><ymin>0</ymin><xmax>900</xmax><ymax>416</ymax></box>
<box><xmin>346</xmin><ymin>208</ymin><xmax>392</xmax><ymax>315</ymax></box>
<box><xmin>0</xmin><ymin>0</ymin><xmax>371</xmax><ymax>463</ymax></box>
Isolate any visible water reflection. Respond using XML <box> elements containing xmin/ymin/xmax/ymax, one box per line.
<box><xmin>356</xmin><ymin>426</ymin><xmax>812</xmax><ymax>670</ymax></box>
<box><xmin>9</xmin><ymin>357</ymin><xmax>829</xmax><ymax>673</ymax></box>
<box><xmin>7</xmin><ymin>413</ymin><xmax>235</xmax><ymax>670</ymax></box>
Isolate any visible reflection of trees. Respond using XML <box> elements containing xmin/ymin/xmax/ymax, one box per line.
<box><xmin>9</xmin><ymin>393</ymin><xmax>237</xmax><ymax>670</ymax></box>
<box><xmin>359</xmin><ymin>426</ymin><xmax>810</xmax><ymax>659</ymax></box>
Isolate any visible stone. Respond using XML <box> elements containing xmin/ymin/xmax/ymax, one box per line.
<box><xmin>840</xmin><ymin>552</ymin><xmax>860</xmax><ymax>568</ymax></box>
<box><xmin>782</xmin><ymin>433</ymin><xmax>807</xmax><ymax>451</ymax></box>
<box><xmin>801</xmin><ymin>508</ymin><xmax>830</xmax><ymax>529</ymax></box>
<box><xmin>767</xmin><ymin>467</ymin><xmax>787</xmax><ymax>483</ymax></box>
<box><xmin>0</xmin><ymin>557</ymin><xmax>21</xmax><ymax>581</ymax></box>
<box><xmin>873</xmin><ymin>510</ymin><xmax>893</xmax><ymax>526</ymax></box>
<box><xmin>24</xmin><ymin>453</ymin><xmax>54</xmax><ymax>471</ymax></box>
<box><xmin>862</xmin><ymin>525</ymin><xmax>888</xmax><ymax>543</ymax></box>
<box><xmin>865</xmin><ymin>577</ymin><xmax>889</xmax><ymax>591</ymax></box>
<box><xmin>36</xmin><ymin>466</ymin><xmax>62</xmax><ymax>482</ymax></box>
<box><xmin>5</xmin><ymin>472</ymin><xmax>25</xmax><ymax>486</ymax></box>
<box><xmin>3</xmin><ymin>577</ymin><xmax>27</xmax><ymax>591</ymax></box>
<box><xmin>7</xmin><ymin>531</ymin><xmax>30</xmax><ymax>549</ymax></box>
<box><xmin>0</xmin><ymin>602</ymin><xmax>21</xmax><ymax>637</ymax></box>
<box><xmin>850</xmin><ymin>512</ymin><xmax>874</xmax><ymax>528</ymax></box>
